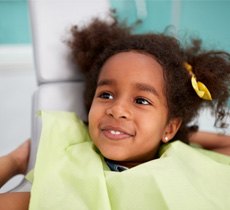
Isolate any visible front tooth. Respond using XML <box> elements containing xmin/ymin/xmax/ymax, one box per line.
<box><xmin>111</xmin><ymin>130</ymin><xmax>121</xmax><ymax>135</ymax></box>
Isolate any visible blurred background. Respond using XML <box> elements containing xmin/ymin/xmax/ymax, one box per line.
<box><xmin>0</xmin><ymin>0</ymin><xmax>229</xmax><ymax>192</ymax></box>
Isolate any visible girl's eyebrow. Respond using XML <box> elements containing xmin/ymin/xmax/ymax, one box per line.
<box><xmin>135</xmin><ymin>83</ymin><xmax>160</xmax><ymax>98</ymax></box>
<box><xmin>97</xmin><ymin>79</ymin><xmax>115</xmax><ymax>86</ymax></box>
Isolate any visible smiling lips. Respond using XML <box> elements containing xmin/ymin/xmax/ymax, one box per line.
<box><xmin>101</xmin><ymin>126</ymin><xmax>134</xmax><ymax>140</ymax></box>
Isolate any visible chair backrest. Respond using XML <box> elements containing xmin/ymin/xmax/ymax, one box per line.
<box><xmin>29</xmin><ymin>0</ymin><xmax>110</xmax><ymax>84</ymax></box>
<box><xmin>28</xmin><ymin>0</ymin><xmax>110</xmax><ymax>171</ymax></box>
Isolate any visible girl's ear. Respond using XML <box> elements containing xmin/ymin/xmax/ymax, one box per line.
<box><xmin>162</xmin><ymin>118</ymin><xmax>182</xmax><ymax>143</ymax></box>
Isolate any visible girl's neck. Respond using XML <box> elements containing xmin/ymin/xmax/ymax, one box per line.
<box><xmin>107</xmin><ymin>159</ymin><xmax>151</xmax><ymax>169</ymax></box>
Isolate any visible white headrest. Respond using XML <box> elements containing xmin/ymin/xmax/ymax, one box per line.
<box><xmin>29</xmin><ymin>0</ymin><xmax>110</xmax><ymax>84</ymax></box>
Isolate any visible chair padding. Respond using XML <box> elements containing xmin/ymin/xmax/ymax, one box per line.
<box><xmin>29</xmin><ymin>82</ymin><xmax>87</xmax><ymax>171</ymax></box>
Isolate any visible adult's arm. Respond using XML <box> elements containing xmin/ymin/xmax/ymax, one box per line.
<box><xmin>190</xmin><ymin>131</ymin><xmax>230</xmax><ymax>156</ymax></box>
<box><xmin>0</xmin><ymin>140</ymin><xmax>30</xmax><ymax>188</ymax></box>
<box><xmin>0</xmin><ymin>192</ymin><xmax>30</xmax><ymax>210</ymax></box>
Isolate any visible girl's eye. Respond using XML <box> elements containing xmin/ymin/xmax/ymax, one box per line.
<box><xmin>98</xmin><ymin>92</ymin><xmax>113</xmax><ymax>100</ymax></box>
<box><xmin>135</xmin><ymin>97</ymin><xmax>151</xmax><ymax>105</ymax></box>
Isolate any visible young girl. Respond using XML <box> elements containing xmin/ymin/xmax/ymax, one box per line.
<box><xmin>1</xmin><ymin>15</ymin><xmax>230</xmax><ymax>209</ymax></box>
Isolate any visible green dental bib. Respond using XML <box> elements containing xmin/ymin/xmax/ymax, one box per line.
<box><xmin>29</xmin><ymin>111</ymin><xmax>230</xmax><ymax>210</ymax></box>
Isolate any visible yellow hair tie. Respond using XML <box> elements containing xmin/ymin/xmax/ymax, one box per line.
<box><xmin>184</xmin><ymin>62</ymin><xmax>212</xmax><ymax>100</ymax></box>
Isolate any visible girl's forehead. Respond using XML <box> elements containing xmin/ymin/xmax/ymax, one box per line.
<box><xmin>99</xmin><ymin>51</ymin><xmax>164</xmax><ymax>81</ymax></box>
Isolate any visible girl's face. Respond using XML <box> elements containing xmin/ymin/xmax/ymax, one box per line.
<box><xmin>88</xmin><ymin>51</ymin><xmax>180</xmax><ymax>167</ymax></box>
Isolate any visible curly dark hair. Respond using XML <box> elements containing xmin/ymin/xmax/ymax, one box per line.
<box><xmin>68</xmin><ymin>15</ymin><xmax>230</xmax><ymax>143</ymax></box>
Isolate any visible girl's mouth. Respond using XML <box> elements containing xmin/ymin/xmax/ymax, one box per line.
<box><xmin>101</xmin><ymin>126</ymin><xmax>134</xmax><ymax>140</ymax></box>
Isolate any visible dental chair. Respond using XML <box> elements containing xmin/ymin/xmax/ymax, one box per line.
<box><xmin>11</xmin><ymin>0</ymin><xmax>110</xmax><ymax>192</ymax></box>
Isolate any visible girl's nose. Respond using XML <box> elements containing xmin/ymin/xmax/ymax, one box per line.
<box><xmin>105</xmin><ymin>100</ymin><xmax>131</xmax><ymax>120</ymax></box>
